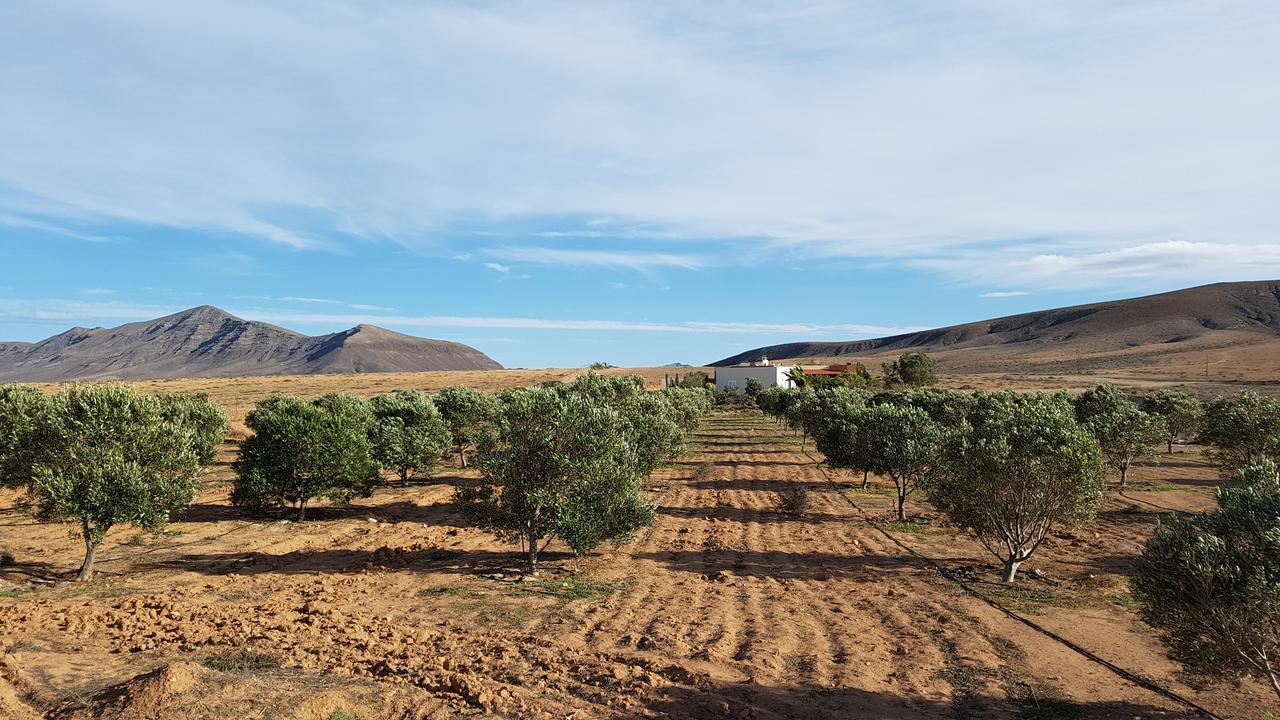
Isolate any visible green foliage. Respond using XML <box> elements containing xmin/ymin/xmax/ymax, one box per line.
<box><xmin>156</xmin><ymin>392</ymin><xmax>229</xmax><ymax>465</ymax></box>
<box><xmin>26</xmin><ymin>384</ymin><xmax>208</xmax><ymax>581</ymax></box>
<box><xmin>744</xmin><ymin>377</ymin><xmax>764</xmax><ymax>398</ymax></box>
<box><xmin>433</xmin><ymin>386</ymin><xmax>501</xmax><ymax>468</ymax></box>
<box><xmin>1201</xmin><ymin>392</ymin><xmax>1280</xmax><ymax>479</ymax></box>
<box><xmin>1075</xmin><ymin>385</ymin><xmax>1165</xmax><ymax>490</ymax></box>
<box><xmin>232</xmin><ymin>393</ymin><xmax>380</xmax><ymax>520</ymax></box>
<box><xmin>1142</xmin><ymin>390</ymin><xmax>1204</xmax><ymax>453</ymax></box>
<box><xmin>369</xmin><ymin>390</ymin><xmax>451</xmax><ymax>483</ymax></box>
<box><xmin>1132</xmin><ymin>461</ymin><xmax>1280</xmax><ymax>700</ymax></box>
<box><xmin>928</xmin><ymin>391</ymin><xmax>1105</xmax><ymax>583</ymax></box>
<box><xmin>456</xmin><ymin>383</ymin><xmax>668</xmax><ymax>573</ymax></box>
<box><xmin>882</xmin><ymin>352</ymin><xmax>938</xmax><ymax>387</ymax></box>
<box><xmin>660</xmin><ymin>387</ymin><xmax>714</xmax><ymax>432</ymax></box>
<box><xmin>588</xmin><ymin>361</ymin><xmax>616</xmax><ymax>370</ymax></box>
<box><xmin>817</xmin><ymin>403</ymin><xmax>944</xmax><ymax>521</ymax></box>
<box><xmin>0</xmin><ymin>384</ymin><xmax>51</xmax><ymax>489</ymax></box>
<box><xmin>870</xmin><ymin>388</ymin><xmax>976</xmax><ymax>425</ymax></box>
<box><xmin>786</xmin><ymin>387</ymin><xmax>868</xmax><ymax>448</ymax></box>
<box><xmin>675</xmin><ymin>370</ymin><xmax>709</xmax><ymax>389</ymax></box>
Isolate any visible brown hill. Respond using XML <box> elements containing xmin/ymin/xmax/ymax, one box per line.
<box><xmin>712</xmin><ymin>280</ymin><xmax>1280</xmax><ymax>375</ymax></box>
<box><xmin>0</xmin><ymin>306</ymin><xmax>503</xmax><ymax>381</ymax></box>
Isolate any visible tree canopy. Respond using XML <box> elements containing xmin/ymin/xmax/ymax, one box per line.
<box><xmin>882</xmin><ymin>352</ymin><xmax>938</xmax><ymax>387</ymax></box>
<box><xmin>369</xmin><ymin>390</ymin><xmax>452</xmax><ymax>483</ymax></box>
<box><xmin>232</xmin><ymin>393</ymin><xmax>380</xmax><ymax>520</ymax></box>
<box><xmin>1201</xmin><ymin>392</ymin><xmax>1280</xmax><ymax>479</ymax></box>
<box><xmin>1133</xmin><ymin>459</ymin><xmax>1280</xmax><ymax>700</ymax></box>
<box><xmin>25</xmin><ymin>384</ymin><xmax>210</xmax><ymax>581</ymax></box>
<box><xmin>928</xmin><ymin>391</ymin><xmax>1106</xmax><ymax>583</ymax></box>
<box><xmin>1142</xmin><ymin>390</ymin><xmax>1204</xmax><ymax>454</ymax></box>
<box><xmin>433</xmin><ymin>386</ymin><xmax>501</xmax><ymax>468</ymax></box>
<box><xmin>818</xmin><ymin>403</ymin><xmax>944</xmax><ymax>521</ymax></box>
<box><xmin>456</xmin><ymin>385</ymin><xmax>660</xmax><ymax>574</ymax></box>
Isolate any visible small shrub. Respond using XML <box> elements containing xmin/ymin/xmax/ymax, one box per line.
<box><xmin>693</xmin><ymin>462</ymin><xmax>714</xmax><ymax>483</ymax></box>
<box><xmin>202</xmin><ymin>649</ymin><xmax>282</xmax><ymax>673</ymax></box>
<box><xmin>776</xmin><ymin>487</ymin><xmax>811</xmax><ymax>517</ymax></box>
<box><xmin>0</xmin><ymin>549</ymin><xmax>14</xmax><ymax>567</ymax></box>
<box><xmin>330</xmin><ymin>711</ymin><xmax>366</xmax><ymax>720</ymax></box>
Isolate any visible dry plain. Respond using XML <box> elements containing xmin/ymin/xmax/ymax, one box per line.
<box><xmin>0</xmin><ymin>367</ymin><xmax>1276</xmax><ymax>719</ymax></box>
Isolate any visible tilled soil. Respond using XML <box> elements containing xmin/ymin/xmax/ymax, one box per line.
<box><xmin>0</xmin><ymin>411</ymin><xmax>1270</xmax><ymax>719</ymax></box>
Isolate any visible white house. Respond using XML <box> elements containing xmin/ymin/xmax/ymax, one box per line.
<box><xmin>714</xmin><ymin>357</ymin><xmax>796</xmax><ymax>391</ymax></box>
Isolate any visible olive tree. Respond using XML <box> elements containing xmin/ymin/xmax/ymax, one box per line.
<box><xmin>0</xmin><ymin>384</ymin><xmax>51</xmax><ymax>489</ymax></box>
<box><xmin>369</xmin><ymin>390</ymin><xmax>451</xmax><ymax>483</ymax></box>
<box><xmin>156</xmin><ymin>392</ymin><xmax>229</xmax><ymax>465</ymax></box>
<box><xmin>26</xmin><ymin>385</ymin><xmax>208</xmax><ymax>581</ymax></box>
<box><xmin>1132</xmin><ymin>460</ymin><xmax>1280</xmax><ymax>700</ymax></box>
<box><xmin>456</xmin><ymin>385</ymin><xmax>654</xmax><ymax>574</ymax></box>
<box><xmin>433</xmin><ymin>386</ymin><xmax>500</xmax><ymax>468</ymax></box>
<box><xmin>882</xmin><ymin>352</ymin><xmax>938</xmax><ymax>387</ymax></box>
<box><xmin>928</xmin><ymin>392</ymin><xmax>1105</xmax><ymax>583</ymax></box>
<box><xmin>818</xmin><ymin>403</ymin><xmax>944</xmax><ymax>521</ymax></box>
<box><xmin>1076</xmin><ymin>385</ymin><xmax>1166</xmax><ymax>490</ymax></box>
<box><xmin>1143</xmin><ymin>390</ymin><xmax>1204</xmax><ymax>454</ymax></box>
<box><xmin>661</xmin><ymin>386</ymin><xmax>714</xmax><ymax>432</ymax></box>
<box><xmin>1201</xmin><ymin>392</ymin><xmax>1280</xmax><ymax>479</ymax></box>
<box><xmin>232</xmin><ymin>393</ymin><xmax>380</xmax><ymax>520</ymax></box>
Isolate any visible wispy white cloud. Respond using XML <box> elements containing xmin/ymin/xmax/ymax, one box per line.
<box><xmin>78</xmin><ymin>287</ymin><xmax>116</xmax><ymax>296</ymax></box>
<box><xmin>979</xmin><ymin>291</ymin><xmax>1030</xmax><ymax>298</ymax></box>
<box><xmin>484</xmin><ymin>246</ymin><xmax>703</xmax><ymax>272</ymax></box>
<box><xmin>0</xmin><ymin>297</ymin><xmax>918</xmax><ymax>337</ymax></box>
<box><xmin>921</xmin><ymin>241</ymin><xmax>1280</xmax><ymax>290</ymax></box>
<box><xmin>280</xmin><ymin>296</ymin><xmax>343</xmax><ymax>305</ymax></box>
<box><xmin>483</xmin><ymin>262</ymin><xmax>511</xmax><ymax>273</ymax></box>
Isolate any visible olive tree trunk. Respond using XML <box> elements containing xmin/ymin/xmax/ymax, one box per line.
<box><xmin>75</xmin><ymin>524</ymin><xmax>99</xmax><ymax>582</ymax></box>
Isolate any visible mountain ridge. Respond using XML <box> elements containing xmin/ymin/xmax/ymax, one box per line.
<box><xmin>711</xmin><ymin>280</ymin><xmax>1280</xmax><ymax>370</ymax></box>
<box><xmin>0</xmin><ymin>306</ymin><xmax>503</xmax><ymax>381</ymax></box>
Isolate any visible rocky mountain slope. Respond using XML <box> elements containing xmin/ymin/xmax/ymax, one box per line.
<box><xmin>0</xmin><ymin>306</ymin><xmax>502</xmax><ymax>381</ymax></box>
<box><xmin>712</xmin><ymin>280</ymin><xmax>1280</xmax><ymax>373</ymax></box>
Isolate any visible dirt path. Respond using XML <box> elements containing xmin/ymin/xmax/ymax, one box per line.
<box><xmin>0</xmin><ymin>410</ymin><xmax>1269</xmax><ymax>718</ymax></box>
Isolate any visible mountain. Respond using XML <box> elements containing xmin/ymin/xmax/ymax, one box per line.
<box><xmin>0</xmin><ymin>306</ymin><xmax>503</xmax><ymax>381</ymax></box>
<box><xmin>711</xmin><ymin>280</ymin><xmax>1280</xmax><ymax>374</ymax></box>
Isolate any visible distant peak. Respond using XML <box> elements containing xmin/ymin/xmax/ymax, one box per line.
<box><xmin>165</xmin><ymin>305</ymin><xmax>240</xmax><ymax>323</ymax></box>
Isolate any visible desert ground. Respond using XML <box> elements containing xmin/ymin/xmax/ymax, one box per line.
<box><xmin>0</xmin><ymin>369</ymin><xmax>1275</xmax><ymax>719</ymax></box>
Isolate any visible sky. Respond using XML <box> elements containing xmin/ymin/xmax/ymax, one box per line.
<box><xmin>2</xmin><ymin>1</ymin><xmax>1278</xmax><ymax>368</ymax></box>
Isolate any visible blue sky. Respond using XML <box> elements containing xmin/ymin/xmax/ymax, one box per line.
<box><xmin>2</xmin><ymin>1</ymin><xmax>1278</xmax><ymax>368</ymax></box>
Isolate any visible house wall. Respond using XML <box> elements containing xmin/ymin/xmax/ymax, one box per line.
<box><xmin>714</xmin><ymin>365</ymin><xmax>793</xmax><ymax>391</ymax></box>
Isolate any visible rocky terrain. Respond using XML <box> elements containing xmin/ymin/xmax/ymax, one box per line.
<box><xmin>0</xmin><ymin>306</ymin><xmax>502</xmax><ymax>382</ymax></box>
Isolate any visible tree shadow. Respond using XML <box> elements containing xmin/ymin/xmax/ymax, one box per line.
<box><xmin>140</xmin><ymin>545</ymin><xmax>557</xmax><ymax>577</ymax></box>
<box><xmin>636</xmin><ymin>678</ymin><xmax>1184</xmax><ymax>720</ymax></box>
<box><xmin>657</xmin><ymin>504</ymin><xmax>847</xmax><ymax>524</ymax></box>
<box><xmin>633</xmin><ymin>549</ymin><xmax>934</xmax><ymax>581</ymax></box>
<box><xmin>685</xmin><ymin>477</ymin><xmax>851</xmax><ymax>492</ymax></box>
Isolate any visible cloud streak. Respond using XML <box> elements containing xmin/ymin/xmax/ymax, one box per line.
<box><xmin>0</xmin><ymin>298</ymin><xmax>919</xmax><ymax>337</ymax></box>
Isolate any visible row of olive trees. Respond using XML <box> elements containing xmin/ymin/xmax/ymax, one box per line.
<box><xmin>757</xmin><ymin>385</ymin><xmax>1280</xmax><ymax>584</ymax></box>
<box><xmin>761</xmin><ymin>383</ymin><xmax>1280</xmax><ymax>698</ymax></box>
<box><xmin>230</xmin><ymin>388</ymin><xmax>481</xmax><ymax>519</ymax></box>
<box><xmin>0</xmin><ymin>384</ymin><xmax>229</xmax><ymax>581</ymax></box>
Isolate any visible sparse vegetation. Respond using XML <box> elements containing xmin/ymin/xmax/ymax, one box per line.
<box><xmin>202</xmin><ymin>649</ymin><xmax>283</xmax><ymax>673</ymax></box>
<box><xmin>776</xmin><ymin>486</ymin><xmax>811</xmax><ymax>516</ymax></box>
